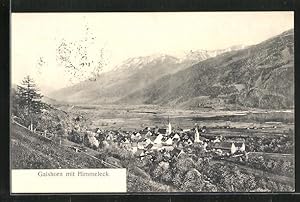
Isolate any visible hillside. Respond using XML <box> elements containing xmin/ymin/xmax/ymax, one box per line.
<box><xmin>11</xmin><ymin>123</ymin><xmax>105</xmax><ymax>169</ymax></box>
<box><xmin>11</xmin><ymin>123</ymin><xmax>175</xmax><ymax>192</ymax></box>
<box><xmin>121</xmin><ymin>29</ymin><xmax>294</xmax><ymax>109</ymax></box>
<box><xmin>49</xmin><ymin>45</ymin><xmax>245</xmax><ymax>104</ymax></box>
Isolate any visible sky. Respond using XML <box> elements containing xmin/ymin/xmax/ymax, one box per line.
<box><xmin>11</xmin><ymin>12</ymin><xmax>294</xmax><ymax>94</ymax></box>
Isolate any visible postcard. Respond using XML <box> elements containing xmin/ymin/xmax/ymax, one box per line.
<box><xmin>10</xmin><ymin>12</ymin><xmax>294</xmax><ymax>193</ymax></box>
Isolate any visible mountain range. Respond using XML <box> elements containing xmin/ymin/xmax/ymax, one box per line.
<box><xmin>49</xmin><ymin>45</ymin><xmax>244</xmax><ymax>104</ymax></box>
<box><xmin>49</xmin><ymin>29</ymin><xmax>294</xmax><ymax>109</ymax></box>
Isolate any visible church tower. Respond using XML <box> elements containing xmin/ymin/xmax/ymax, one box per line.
<box><xmin>194</xmin><ymin>127</ymin><xmax>200</xmax><ymax>143</ymax></box>
<box><xmin>167</xmin><ymin>116</ymin><xmax>172</xmax><ymax>135</ymax></box>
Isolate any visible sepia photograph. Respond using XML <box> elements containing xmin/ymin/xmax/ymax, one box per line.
<box><xmin>10</xmin><ymin>12</ymin><xmax>294</xmax><ymax>192</ymax></box>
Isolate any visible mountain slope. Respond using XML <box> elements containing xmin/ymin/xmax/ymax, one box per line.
<box><xmin>49</xmin><ymin>45</ymin><xmax>245</xmax><ymax>104</ymax></box>
<box><xmin>50</xmin><ymin>55</ymin><xmax>186</xmax><ymax>103</ymax></box>
<box><xmin>121</xmin><ymin>29</ymin><xmax>294</xmax><ymax>109</ymax></box>
<box><xmin>181</xmin><ymin>44</ymin><xmax>246</xmax><ymax>65</ymax></box>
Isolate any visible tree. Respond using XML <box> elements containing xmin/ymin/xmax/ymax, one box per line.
<box><xmin>55</xmin><ymin>123</ymin><xmax>65</xmax><ymax>144</ymax></box>
<box><xmin>17</xmin><ymin>76</ymin><xmax>45</xmax><ymax>114</ymax></box>
<box><xmin>15</xmin><ymin>76</ymin><xmax>46</xmax><ymax>126</ymax></box>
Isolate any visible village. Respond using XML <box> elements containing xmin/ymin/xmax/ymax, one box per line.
<box><xmin>66</xmin><ymin>116</ymin><xmax>248</xmax><ymax>166</ymax></box>
<box><xmin>11</xmin><ymin>109</ymin><xmax>295</xmax><ymax>191</ymax></box>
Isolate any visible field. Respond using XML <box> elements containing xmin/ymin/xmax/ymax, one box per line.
<box><xmin>56</xmin><ymin>104</ymin><xmax>294</xmax><ymax>132</ymax></box>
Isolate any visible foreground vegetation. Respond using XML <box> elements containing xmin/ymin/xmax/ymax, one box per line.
<box><xmin>11</xmin><ymin>123</ymin><xmax>105</xmax><ymax>169</ymax></box>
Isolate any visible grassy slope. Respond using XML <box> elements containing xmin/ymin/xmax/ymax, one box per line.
<box><xmin>10</xmin><ymin>123</ymin><xmax>174</xmax><ymax>192</ymax></box>
<box><xmin>11</xmin><ymin>123</ymin><xmax>105</xmax><ymax>169</ymax></box>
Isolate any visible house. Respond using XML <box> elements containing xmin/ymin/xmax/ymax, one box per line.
<box><xmin>120</xmin><ymin>136</ymin><xmax>131</xmax><ymax>148</ymax></box>
<box><xmin>212</xmin><ymin>137</ymin><xmax>221</xmax><ymax>143</ymax></box>
<box><xmin>131</xmin><ymin>132</ymin><xmax>141</xmax><ymax>141</ymax></box>
<box><xmin>106</xmin><ymin>132</ymin><xmax>114</xmax><ymax>141</ymax></box>
<box><xmin>154</xmin><ymin>134</ymin><xmax>163</xmax><ymax>144</ymax></box>
<box><xmin>212</xmin><ymin>142</ymin><xmax>239</xmax><ymax>154</ymax></box>
<box><xmin>141</xmin><ymin>130</ymin><xmax>152</xmax><ymax>138</ymax></box>
<box><xmin>177</xmin><ymin>149</ymin><xmax>186</xmax><ymax>158</ymax></box>
<box><xmin>162</xmin><ymin>145</ymin><xmax>174</xmax><ymax>152</ymax></box>
<box><xmin>131</xmin><ymin>142</ymin><xmax>138</xmax><ymax>153</ymax></box>
<box><xmin>140</xmin><ymin>130</ymin><xmax>148</xmax><ymax>136</ymax></box>
<box><xmin>240</xmin><ymin>143</ymin><xmax>246</xmax><ymax>152</ymax></box>
<box><xmin>172</xmin><ymin>133</ymin><xmax>180</xmax><ymax>141</ymax></box>
<box><xmin>235</xmin><ymin>142</ymin><xmax>246</xmax><ymax>152</ymax></box>
<box><xmin>171</xmin><ymin>148</ymin><xmax>185</xmax><ymax>158</ymax></box>
<box><xmin>172</xmin><ymin>138</ymin><xmax>180</xmax><ymax>147</ymax></box>
<box><xmin>177</xmin><ymin>141</ymin><xmax>185</xmax><ymax>150</ymax></box>
<box><xmin>183</xmin><ymin>129</ymin><xmax>191</xmax><ymax>132</ymax></box>
<box><xmin>201</xmin><ymin>126</ymin><xmax>207</xmax><ymax>133</ymax></box>
<box><xmin>161</xmin><ymin>136</ymin><xmax>168</xmax><ymax>142</ymax></box>
<box><xmin>145</xmin><ymin>137</ymin><xmax>154</xmax><ymax>145</ymax></box>
<box><xmin>137</xmin><ymin>138</ymin><xmax>148</xmax><ymax>149</ymax></box>
<box><xmin>143</xmin><ymin>127</ymin><xmax>151</xmax><ymax>131</ymax></box>
<box><xmin>158</xmin><ymin>128</ymin><xmax>167</xmax><ymax>135</ymax></box>
<box><xmin>135</xmin><ymin>132</ymin><xmax>141</xmax><ymax>138</ymax></box>
<box><xmin>95</xmin><ymin>128</ymin><xmax>101</xmax><ymax>134</ymax></box>
<box><xmin>146</xmin><ymin>135</ymin><xmax>157</xmax><ymax>144</ymax></box>
<box><xmin>123</xmin><ymin>137</ymin><xmax>130</xmax><ymax>144</ymax></box>
<box><xmin>161</xmin><ymin>136</ymin><xmax>172</xmax><ymax>146</ymax></box>
<box><xmin>164</xmin><ymin>137</ymin><xmax>173</xmax><ymax>145</ymax></box>
<box><xmin>187</xmin><ymin>138</ymin><xmax>193</xmax><ymax>145</ymax></box>
<box><xmin>182</xmin><ymin>133</ymin><xmax>190</xmax><ymax>142</ymax></box>
<box><xmin>152</xmin><ymin>143</ymin><xmax>162</xmax><ymax>150</ymax></box>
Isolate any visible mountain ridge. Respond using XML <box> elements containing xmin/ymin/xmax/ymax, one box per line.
<box><xmin>49</xmin><ymin>45</ymin><xmax>245</xmax><ymax>104</ymax></box>
<box><xmin>49</xmin><ymin>29</ymin><xmax>294</xmax><ymax>109</ymax></box>
<box><xmin>120</xmin><ymin>29</ymin><xmax>294</xmax><ymax>109</ymax></box>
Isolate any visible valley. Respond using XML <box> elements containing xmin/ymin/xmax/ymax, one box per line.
<box><xmin>56</xmin><ymin>103</ymin><xmax>294</xmax><ymax>132</ymax></box>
